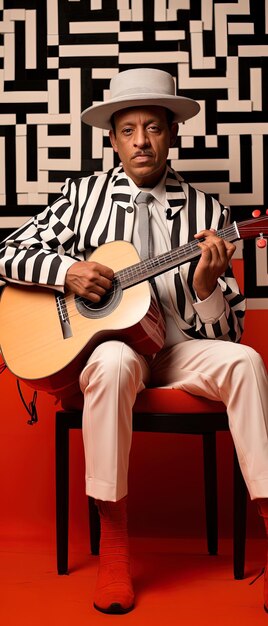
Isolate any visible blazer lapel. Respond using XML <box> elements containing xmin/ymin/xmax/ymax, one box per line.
<box><xmin>165</xmin><ymin>167</ymin><xmax>186</xmax><ymax>219</ymax></box>
<box><xmin>110</xmin><ymin>170</ymin><xmax>135</xmax><ymax>242</ymax></box>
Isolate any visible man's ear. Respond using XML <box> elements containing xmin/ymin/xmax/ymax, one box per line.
<box><xmin>109</xmin><ymin>130</ymin><xmax>118</xmax><ymax>152</ymax></box>
<box><xmin>170</xmin><ymin>123</ymin><xmax>178</xmax><ymax>147</ymax></box>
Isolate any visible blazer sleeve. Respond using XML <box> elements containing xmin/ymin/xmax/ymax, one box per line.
<box><xmin>191</xmin><ymin>207</ymin><xmax>246</xmax><ymax>343</ymax></box>
<box><xmin>0</xmin><ymin>177</ymin><xmax>90</xmax><ymax>289</ymax></box>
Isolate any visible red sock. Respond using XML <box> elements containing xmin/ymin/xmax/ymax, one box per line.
<box><xmin>257</xmin><ymin>498</ymin><xmax>268</xmax><ymax>612</ymax></box>
<box><xmin>93</xmin><ymin>497</ymin><xmax>134</xmax><ymax>614</ymax></box>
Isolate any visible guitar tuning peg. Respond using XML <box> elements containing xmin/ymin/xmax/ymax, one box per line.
<box><xmin>252</xmin><ymin>209</ymin><xmax>261</xmax><ymax>218</ymax></box>
<box><xmin>256</xmin><ymin>233</ymin><xmax>267</xmax><ymax>248</ymax></box>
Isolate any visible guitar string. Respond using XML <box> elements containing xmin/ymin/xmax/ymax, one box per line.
<box><xmin>55</xmin><ymin>223</ymin><xmax>240</xmax><ymax>317</ymax></box>
<box><xmin>7</xmin><ymin>220</ymin><xmax>267</xmax><ymax>325</ymax></box>
<box><xmin>3</xmin><ymin>219</ymin><xmax>266</xmax><ymax>360</ymax></box>
<box><xmin>55</xmin><ymin>222</ymin><xmax>267</xmax><ymax>320</ymax></box>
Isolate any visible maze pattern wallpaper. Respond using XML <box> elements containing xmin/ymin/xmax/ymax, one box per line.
<box><xmin>0</xmin><ymin>0</ymin><xmax>268</xmax><ymax>305</ymax></box>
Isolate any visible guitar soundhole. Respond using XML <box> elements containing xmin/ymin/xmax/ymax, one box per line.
<box><xmin>75</xmin><ymin>278</ymin><xmax>123</xmax><ymax>319</ymax></box>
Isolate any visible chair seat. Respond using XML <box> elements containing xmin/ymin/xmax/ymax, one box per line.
<box><xmin>133</xmin><ymin>388</ymin><xmax>226</xmax><ymax>414</ymax></box>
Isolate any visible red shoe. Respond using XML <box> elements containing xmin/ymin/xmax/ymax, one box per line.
<box><xmin>93</xmin><ymin>565</ymin><xmax>134</xmax><ymax>615</ymax></box>
<box><xmin>93</xmin><ymin>498</ymin><xmax>134</xmax><ymax>615</ymax></box>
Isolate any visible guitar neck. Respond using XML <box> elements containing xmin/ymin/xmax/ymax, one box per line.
<box><xmin>116</xmin><ymin>222</ymin><xmax>240</xmax><ymax>290</ymax></box>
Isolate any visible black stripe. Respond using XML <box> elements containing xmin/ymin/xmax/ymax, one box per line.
<box><xmin>165</xmin><ymin>185</ymin><xmax>184</xmax><ymax>192</ymax></box>
<box><xmin>2</xmin><ymin>255</ymin><xmax>13</xmax><ymax>278</ymax></box>
<box><xmin>32</xmin><ymin>252</ymin><xmax>48</xmax><ymax>283</ymax></box>
<box><xmin>226</xmin><ymin>310</ymin><xmax>236</xmax><ymax>341</ymax></box>
<box><xmin>205</xmin><ymin>194</ymin><xmax>213</xmax><ymax>229</ymax></box>
<box><xmin>45</xmin><ymin>236</ymin><xmax>62</xmax><ymax>247</ymax></box>
<box><xmin>198</xmin><ymin>323</ymin><xmax>207</xmax><ymax>337</ymax></box>
<box><xmin>174</xmin><ymin>271</ymin><xmax>186</xmax><ymax>320</ymax></box>
<box><xmin>98</xmin><ymin>209</ymin><xmax>112</xmax><ymax>246</ymax></box>
<box><xmin>224</xmin><ymin>283</ymin><xmax>232</xmax><ymax>296</ymax></box>
<box><xmin>47</xmin><ymin>256</ymin><xmax>62</xmax><ymax>284</ymax></box>
<box><xmin>218</xmin><ymin>206</ymin><xmax>226</xmax><ymax>229</ymax></box>
<box><xmin>166</xmin><ymin>170</ymin><xmax>177</xmax><ymax>180</ymax></box>
<box><xmin>72</xmin><ymin>178</ymin><xmax>85</xmax><ymax>227</ymax></box>
<box><xmin>236</xmin><ymin>309</ymin><xmax>245</xmax><ymax>318</ymax></box>
<box><xmin>54</xmin><ymin>199</ymin><xmax>72</xmax><ymax>220</ymax></box>
<box><xmin>113</xmin><ymin>178</ymin><xmax>129</xmax><ymax>187</ymax></box>
<box><xmin>73</xmin><ymin>176</ymin><xmax>98</xmax><ymax>253</ymax></box>
<box><xmin>17</xmin><ymin>248</ymin><xmax>40</xmax><ymax>281</ymax></box>
<box><xmin>227</xmin><ymin>292</ymin><xmax>246</xmax><ymax>307</ymax></box>
<box><xmin>2</xmin><ymin>247</ymin><xmax>26</xmax><ymax>279</ymax></box>
<box><xmin>62</xmin><ymin>178</ymin><xmax>82</xmax><ymax>233</ymax></box>
<box><xmin>39</xmin><ymin>209</ymin><xmax>52</xmax><ymax>225</ymax></box>
<box><xmin>184</xmin><ymin>326</ymin><xmax>203</xmax><ymax>339</ymax></box>
<box><xmin>187</xmin><ymin>185</ymin><xmax>197</xmax><ymax>242</ymax></box>
<box><xmin>60</xmin><ymin>177</ymin><xmax>73</xmax><ymax>198</ymax></box>
<box><xmin>84</xmin><ymin>169</ymin><xmax>113</xmax><ymax>250</ymax></box>
<box><xmin>112</xmin><ymin>193</ymin><xmax>131</xmax><ymax>203</ymax></box>
<box><xmin>63</xmin><ymin>234</ymin><xmax>76</xmax><ymax>251</ymax></box>
<box><xmin>111</xmin><ymin>167</ymin><xmax>124</xmax><ymax>182</ymax></box>
<box><xmin>187</xmin><ymin>261</ymin><xmax>198</xmax><ymax>300</ymax></box>
<box><xmin>170</xmin><ymin>211</ymin><xmax>181</xmax><ymax>249</ymax></box>
<box><xmin>53</xmin><ymin>221</ymin><xmax>66</xmax><ymax>236</ymax></box>
<box><xmin>224</xmin><ymin>265</ymin><xmax>234</xmax><ymax>278</ymax></box>
<box><xmin>212</xmin><ymin>320</ymin><xmax>223</xmax><ymax>338</ymax></box>
<box><xmin>170</xmin><ymin>211</ymin><xmax>189</xmax><ymax>320</ymax></box>
<box><xmin>114</xmin><ymin>205</ymin><xmax>126</xmax><ymax>241</ymax></box>
<box><xmin>168</xmin><ymin>199</ymin><xmax>185</xmax><ymax>208</ymax></box>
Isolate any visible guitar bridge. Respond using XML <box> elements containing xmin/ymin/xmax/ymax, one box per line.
<box><xmin>56</xmin><ymin>293</ymin><xmax>72</xmax><ymax>339</ymax></box>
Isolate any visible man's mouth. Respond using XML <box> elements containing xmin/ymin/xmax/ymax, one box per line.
<box><xmin>132</xmin><ymin>151</ymin><xmax>153</xmax><ymax>161</ymax></box>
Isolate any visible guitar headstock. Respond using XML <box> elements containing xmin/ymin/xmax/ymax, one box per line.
<box><xmin>236</xmin><ymin>210</ymin><xmax>268</xmax><ymax>247</ymax></box>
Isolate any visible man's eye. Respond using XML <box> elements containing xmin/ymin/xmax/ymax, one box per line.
<box><xmin>148</xmin><ymin>125</ymin><xmax>160</xmax><ymax>132</ymax></box>
<box><xmin>122</xmin><ymin>128</ymin><xmax>133</xmax><ymax>135</ymax></box>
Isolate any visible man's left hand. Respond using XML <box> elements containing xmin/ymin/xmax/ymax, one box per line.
<box><xmin>193</xmin><ymin>229</ymin><xmax>236</xmax><ymax>300</ymax></box>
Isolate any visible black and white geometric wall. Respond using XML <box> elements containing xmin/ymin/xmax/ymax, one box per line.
<box><xmin>0</xmin><ymin>0</ymin><xmax>268</xmax><ymax>305</ymax></box>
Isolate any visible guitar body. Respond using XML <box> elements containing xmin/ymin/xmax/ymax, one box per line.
<box><xmin>1</xmin><ymin>214</ymin><xmax>267</xmax><ymax>393</ymax></box>
<box><xmin>0</xmin><ymin>241</ymin><xmax>165</xmax><ymax>392</ymax></box>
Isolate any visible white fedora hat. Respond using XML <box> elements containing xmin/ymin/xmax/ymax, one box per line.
<box><xmin>81</xmin><ymin>68</ymin><xmax>200</xmax><ymax>130</ymax></box>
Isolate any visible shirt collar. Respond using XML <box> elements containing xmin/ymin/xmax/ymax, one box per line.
<box><xmin>111</xmin><ymin>165</ymin><xmax>186</xmax><ymax>218</ymax></box>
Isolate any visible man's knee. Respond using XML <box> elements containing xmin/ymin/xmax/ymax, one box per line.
<box><xmin>79</xmin><ymin>340</ymin><xmax>142</xmax><ymax>392</ymax></box>
<box><xmin>222</xmin><ymin>342</ymin><xmax>265</xmax><ymax>380</ymax></box>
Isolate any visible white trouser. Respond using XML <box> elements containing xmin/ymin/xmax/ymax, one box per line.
<box><xmin>79</xmin><ymin>339</ymin><xmax>268</xmax><ymax>502</ymax></box>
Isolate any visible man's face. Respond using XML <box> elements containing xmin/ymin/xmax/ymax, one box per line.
<box><xmin>109</xmin><ymin>106</ymin><xmax>178</xmax><ymax>187</ymax></box>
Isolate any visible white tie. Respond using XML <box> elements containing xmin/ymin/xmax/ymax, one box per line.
<box><xmin>135</xmin><ymin>192</ymin><xmax>153</xmax><ymax>259</ymax></box>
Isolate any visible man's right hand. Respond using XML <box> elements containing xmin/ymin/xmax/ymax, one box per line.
<box><xmin>65</xmin><ymin>261</ymin><xmax>114</xmax><ymax>302</ymax></box>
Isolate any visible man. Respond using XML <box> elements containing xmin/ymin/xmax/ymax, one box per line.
<box><xmin>0</xmin><ymin>68</ymin><xmax>268</xmax><ymax>615</ymax></box>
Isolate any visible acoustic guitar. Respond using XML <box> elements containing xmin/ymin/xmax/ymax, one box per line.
<box><xmin>0</xmin><ymin>216</ymin><xmax>267</xmax><ymax>393</ymax></box>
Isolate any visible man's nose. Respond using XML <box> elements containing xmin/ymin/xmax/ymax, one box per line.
<box><xmin>133</xmin><ymin>128</ymin><xmax>150</xmax><ymax>147</ymax></box>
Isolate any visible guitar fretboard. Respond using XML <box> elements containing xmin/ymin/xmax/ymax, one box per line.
<box><xmin>115</xmin><ymin>222</ymin><xmax>239</xmax><ymax>290</ymax></box>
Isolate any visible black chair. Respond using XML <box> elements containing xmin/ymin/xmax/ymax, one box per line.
<box><xmin>55</xmin><ymin>388</ymin><xmax>247</xmax><ymax>579</ymax></box>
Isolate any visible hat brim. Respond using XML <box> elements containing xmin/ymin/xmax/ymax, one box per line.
<box><xmin>81</xmin><ymin>94</ymin><xmax>200</xmax><ymax>130</ymax></box>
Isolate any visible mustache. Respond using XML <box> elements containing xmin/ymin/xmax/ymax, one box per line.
<box><xmin>132</xmin><ymin>150</ymin><xmax>154</xmax><ymax>158</ymax></box>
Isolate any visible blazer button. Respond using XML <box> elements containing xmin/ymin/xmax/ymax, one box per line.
<box><xmin>126</xmin><ymin>206</ymin><xmax>133</xmax><ymax>213</ymax></box>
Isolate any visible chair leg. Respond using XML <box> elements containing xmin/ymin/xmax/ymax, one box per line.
<box><xmin>88</xmin><ymin>496</ymin><xmax>100</xmax><ymax>555</ymax></box>
<box><xmin>202</xmin><ymin>432</ymin><xmax>218</xmax><ymax>555</ymax></box>
<box><xmin>233</xmin><ymin>448</ymin><xmax>247</xmax><ymax>579</ymax></box>
<box><xmin>55</xmin><ymin>413</ymin><xmax>69</xmax><ymax>575</ymax></box>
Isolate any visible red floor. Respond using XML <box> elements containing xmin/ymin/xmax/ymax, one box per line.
<box><xmin>0</xmin><ymin>534</ymin><xmax>267</xmax><ymax>626</ymax></box>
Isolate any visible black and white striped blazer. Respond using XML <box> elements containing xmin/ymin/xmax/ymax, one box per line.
<box><xmin>0</xmin><ymin>165</ymin><xmax>245</xmax><ymax>342</ymax></box>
